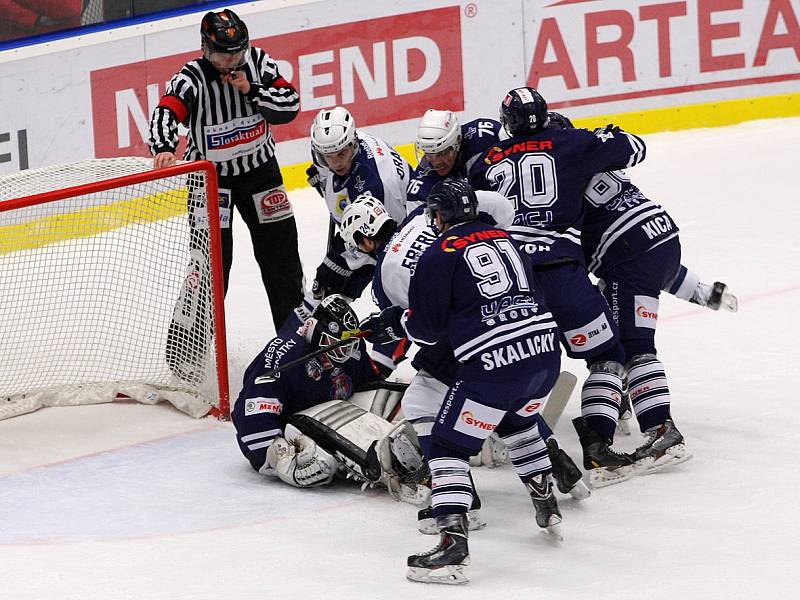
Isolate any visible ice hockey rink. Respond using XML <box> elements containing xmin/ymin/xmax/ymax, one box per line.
<box><xmin>2</xmin><ymin>117</ymin><xmax>798</xmax><ymax>600</ymax></box>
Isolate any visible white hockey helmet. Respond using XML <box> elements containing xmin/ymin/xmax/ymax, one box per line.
<box><xmin>415</xmin><ymin>109</ymin><xmax>462</xmax><ymax>156</ymax></box>
<box><xmin>311</xmin><ymin>106</ymin><xmax>357</xmax><ymax>155</ymax></box>
<box><xmin>340</xmin><ymin>193</ymin><xmax>392</xmax><ymax>252</ymax></box>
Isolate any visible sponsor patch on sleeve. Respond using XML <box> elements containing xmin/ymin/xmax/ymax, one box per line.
<box><xmin>244</xmin><ymin>397</ymin><xmax>283</xmax><ymax>416</ymax></box>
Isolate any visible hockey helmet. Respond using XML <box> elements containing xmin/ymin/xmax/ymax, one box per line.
<box><xmin>499</xmin><ymin>87</ymin><xmax>550</xmax><ymax>136</ymax></box>
<box><xmin>311</xmin><ymin>107</ymin><xmax>358</xmax><ymax>174</ymax></box>
<box><xmin>201</xmin><ymin>9</ymin><xmax>250</xmax><ymax>72</ymax></box>
<box><xmin>426</xmin><ymin>178</ymin><xmax>479</xmax><ymax>230</ymax></box>
<box><xmin>309</xmin><ymin>295</ymin><xmax>360</xmax><ymax>363</ymax></box>
<box><xmin>340</xmin><ymin>193</ymin><xmax>392</xmax><ymax>253</ymax></box>
<box><xmin>416</xmin><ymin>110</ymin><xmax>462</xmax><ymax>156</ymax></box>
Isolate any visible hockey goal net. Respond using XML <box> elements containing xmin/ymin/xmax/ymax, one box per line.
<box><xmin>0</xmin><ymin>158</ymin><xmax>229</xmax><ymax>420</ymax></box>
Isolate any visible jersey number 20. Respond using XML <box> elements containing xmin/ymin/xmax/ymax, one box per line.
<box><xmin>485</xmin><ymin>153</ymin><xmax>558</xmax><ymax>210</ymax></box>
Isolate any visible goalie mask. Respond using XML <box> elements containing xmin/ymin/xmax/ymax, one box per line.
<box><xmin>308</xmin><ymin>295</ymin><xmax>360</xmax><ymax>363</ymax></box>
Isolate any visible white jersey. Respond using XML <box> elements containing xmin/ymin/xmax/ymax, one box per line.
<box><xmin>372</xmin><ymin>190</ymin><xmax>514</xmax><ymax>310</ymax></box>
<box><xmin>316</xmin><ymin>132</ymin><xmax>411</xmax><ymax>226</ymax></box>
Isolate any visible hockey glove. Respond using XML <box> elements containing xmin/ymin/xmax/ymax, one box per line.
<box><xmin>266</xmin><ymin>424</ymin><xmax>337</xmax><ymax>488</ymax></box>
<box><xmin>306</xmin><ymin>164</ymin><xmax>324</xmax><ymax>197</ymax></box>
<box><xmin>360</xmin><ymin>306</ymin><xmax>407</xmax><ymax>344</ymax></box>
<box><xmin>313</xmin><ymin>255</ymin><xmax>353</xmax><ymax>299</ymax></box>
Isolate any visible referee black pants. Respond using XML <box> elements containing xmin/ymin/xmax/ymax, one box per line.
<box><xmin>218</xmin><ymin>158</ymin><xmax>304</xmax><ymax>329</ymax></box>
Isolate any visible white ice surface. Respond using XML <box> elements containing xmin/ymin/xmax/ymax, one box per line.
<box><xmin>2</xmin><ymin>119</ymin><xmax>799</xmax><ymax>599</ymax></box>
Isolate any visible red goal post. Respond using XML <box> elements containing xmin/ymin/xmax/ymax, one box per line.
<box><xmin>0</xmin><ymin>158</ymin><xmax>230</xmax><ymax>420</ymax></box>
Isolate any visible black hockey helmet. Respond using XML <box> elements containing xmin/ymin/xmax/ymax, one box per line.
<box><xmin>309</xmin><ymin>295</ymin><xmax>360</xmax><ymax>363</ymax></box>
<box><xmin>548</xmin><ymin>111</ymin><xmax>574</xmax><ymax>130</ymax></box>
<box><xmin>200</xmin><ymin>9</ymin><xmax>249</xmax><ymax>54</ymax></box>
<box><xmin>500</xmin><ymin>87</ymin><xmax>550</xmax><ymax>136</ymax></box>
<box><xmin>426</xmin><ymin>178</ymin><xmax>479</xmax><ymax>230</ymax></box>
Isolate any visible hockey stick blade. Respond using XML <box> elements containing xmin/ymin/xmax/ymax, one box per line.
<box><xmin>254</xmin><ymin>330</ymin><xmax>368</xmax><ymax>384</ymax></box>
<box><xmin>541</xmin><ymin>371</ymin><xmax>578</xmax><ymax>429</ymax></box>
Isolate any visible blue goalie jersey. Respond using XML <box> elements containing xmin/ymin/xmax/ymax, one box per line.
<box><xmin>468</xmin><ymin>126</ymin><xmax>646</xmax><ymax>267</ymax></box>
<box><xmin>405</xmin><ymin>220</ymin><xmax>559</xmax><ymax>372</ymax></box>
<box><xmin>582</xmin><ymin>170</ymin><xmax>679</xmax><ymax>275</ymax></box>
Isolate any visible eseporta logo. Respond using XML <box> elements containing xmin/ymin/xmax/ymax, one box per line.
<box><xmin>207</xmin><ymin>121</ymin><xmax>267</xmax><ymax>149</ymax></box>
<box><xmin>460</xmin><ymin>410</ymin><xmax>497</xmax><ymax>431</ymax></box>
<box><xmin>570</xmin><ymin>333</ymin><xmax>587</xmax><ymax>347</ymax></box>
<box><xmin>441</xmin><ymin>229</ymin><xmax>509</xmax><ymax>252</ymax></box>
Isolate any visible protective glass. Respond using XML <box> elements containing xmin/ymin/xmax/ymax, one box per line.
<box><xmin>208</xmin><ymin>47</ymin><xmax>249</xmax><ymax>73</ymax></box>
<box><xmin>416</xmin><ymin>145</ymin><xmax>458</xmax><ymax>176</ymax></box>
<box><xmin>315</xmin><ymin>144</ymin><xmax>357</xmax><ymax>175</ymax></box>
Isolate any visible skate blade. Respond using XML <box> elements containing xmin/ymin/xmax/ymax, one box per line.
<box><xmin>589</xmin><ymin>465</ymin><xmax>634</xmax><ymax>488</ymax></box>
<box><xmin>406</xmin><ymin>564</ymin><xmax>469</xmax><ymax>585</ymax></box>
<box><xmin>635</xmin><ymin>445</ymin><xmax>693</xmax><ymax>475</ymax></box>
<box><xmin>418</xmin><ymin>509</ymin><xmax>486</xmax><ymax>536</ymax></box>
<box><xmin>568</xmin><ymin>479</ymin><xmax>592</xmax><ymax>500</ymax></box>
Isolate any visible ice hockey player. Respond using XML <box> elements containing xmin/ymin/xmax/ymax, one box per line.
<box><xmin>231</xmin><ymin>294</ymin><xmax>426</xmax><ymax>497</ymax></box>
<box><xmin>297</xmin><ymin>107</ymin><xmax>411</xmax><ymax>319</ymax></box>
<box><xmin>468</xmin><ymin>87</ymin><xmax>651</xmax><ymax>487</ymax></box>
<box><xmin>407</xmin><ymin>109</ymin><xmax>504</xmax><ymax>207</ymax></box>
<box><xmin>340</xmin><ymin>183</ymin><xmax>588</xmax><ymax>533</ymax></box>
<box><xmin>359</xmin><ymin>180</ymin><xmax>563</xmax><ymax>584</ymax></box>
<box><xmin>546</xmin><ymin>111</ymin><xmax>737</xmax><ymax>472</ymax></box>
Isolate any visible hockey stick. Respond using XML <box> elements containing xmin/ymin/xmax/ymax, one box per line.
<box><xmin>540</xmin><ymin>371</ymin><xmax>578</xmax><ymax>429</ymax></box>
<box><xmin>254</xmin><ymin>329</ymin><xmax>370</xmax><ymax>384</ymax></box>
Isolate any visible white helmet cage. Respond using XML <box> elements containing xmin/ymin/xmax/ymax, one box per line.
<box><xmin>311</xmin><ymin>106</ymin><xmax>357</xmax><ymax>158</ymax></box>
<box><xmin>340</xmin><ymin>193</ymin><xmax>391</xmax><ymax>252</ymax></box>
<box><xmin>415</xmin><ymin>109</ymin><xmax>462</xmax><ymax>159</ymax></box>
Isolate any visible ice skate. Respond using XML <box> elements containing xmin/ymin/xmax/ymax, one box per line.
<box><xmin>692</xmin><ymin>281</ymin><xmax>738</xmax><ymax>312</ymax></box>
<box><xmin>418</xmin><ymin>500</ymin><xmax>485</xmax><ymax>534</ymax></box>
<box><xmin>632</xmin><ymin>419</ymin><xmax>692</xmax><ymax>474</ymax></box>
<box><xmin>546</xmin><ymin>438</ymin><xmax>591</xmax><ymax>500</ymax></box>
<box><xmin>407</xmin><ymin>514</ymin><xmax>470</xmax><ymax>585</ymax></box>
<box><xmin>526</xmin><ymin>473</ymin><xmax>563</xmax><ymax>540</ymax></box>
<box><xmin>572</xmin><ymin>417</ymin><xmax>634</xmax><ymax>488</ymax></box>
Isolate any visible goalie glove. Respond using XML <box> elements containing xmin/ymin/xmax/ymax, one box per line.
<box><xmin>266</xmin><ymin>424</ymin><xmax>337</xmax><ymax>488</ymax></box>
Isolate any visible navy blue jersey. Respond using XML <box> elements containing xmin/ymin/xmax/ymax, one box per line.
<box><xmin>232</xmin><ymin>318</ymin><xmax>382</xmax><ymax>471</ymax></box>
<box><xmin>407</xmin><ymin>118</ymin><xmax>503</xmax><ymax>204</ymax></box>
<box><xmin>582</xmin><ymin>171</ymin><xmax>679</xmax><ymax>275</ymax></box>
<box><xmin>405</xmin><ymin>220</ymin><xmax>559</xmax><ymax>372</ymax></box>
<box><xmin>468</xmin><ymin>126</ymin><xmax>646</xmax><ymax>266</ymax></box>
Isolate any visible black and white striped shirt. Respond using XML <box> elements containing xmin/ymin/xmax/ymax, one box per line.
<box><xmin>148</xmin><ymin>47</ymin><xmax>299</xmax><ymax>177</ymax></box>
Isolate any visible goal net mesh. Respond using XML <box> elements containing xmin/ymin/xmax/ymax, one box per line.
<box><xmin>0</xmin><ymin>157</ymin><xmax>228</xmax><ymax>420</ymax></box>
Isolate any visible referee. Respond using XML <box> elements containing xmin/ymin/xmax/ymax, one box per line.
<box><xmin>149</xmin><ymin>8</ymin><xmax>304</xmax><ymax>329</ymax></box>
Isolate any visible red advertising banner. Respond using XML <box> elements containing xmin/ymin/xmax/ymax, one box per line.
<box><xmin>91</xmin><ymin>6</ymin><xmax>464</xmax><ymax>159</ymax></box>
